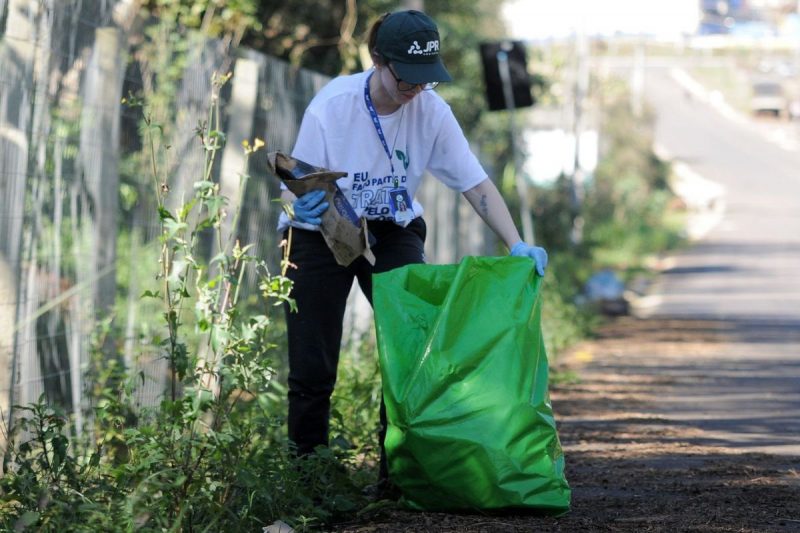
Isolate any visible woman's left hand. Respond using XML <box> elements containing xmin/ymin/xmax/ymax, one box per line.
<box><xmin>510</xmin><ymin>241</ymin><xmax>548</xmax><ymax>277</ymax></box>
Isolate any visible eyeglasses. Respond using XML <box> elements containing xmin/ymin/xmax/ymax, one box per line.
<box><xmin>386</xmin><ymin>63</ymin><xmax>439</xmax><ymax>92</ymax></box>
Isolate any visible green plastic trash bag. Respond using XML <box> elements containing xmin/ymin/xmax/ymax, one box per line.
<box><xmin>373</xmin><ymin>256</ymin><xmax>570</xmax><ymax>513</ymax></box>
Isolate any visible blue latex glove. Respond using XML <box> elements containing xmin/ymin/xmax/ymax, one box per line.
<box><xmin>510</xmin><ymin>241</ymin><xmax>548</xmax><ymax>277</ymax></box>
<box><xmin>292</xmin><ymin>189</ymin><xmax>329</xmax><ymax>227</ymax></box>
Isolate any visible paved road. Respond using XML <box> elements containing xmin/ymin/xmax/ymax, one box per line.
<box><xmin>637</xmin><ymin>67</ymin><xmax>800</xmax><ymax>455</ymax></box>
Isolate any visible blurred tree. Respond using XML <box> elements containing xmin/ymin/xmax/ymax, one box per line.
<box><xmin>140</xmin><ymin>0</ymin><xmax>261</xmax><ymax>49</ymax></box>
<box><xmin>138</xmin><ymin>0</ymin><xmax>512</xmax><ymax>125</ymax></box>
<box><xmin>241</xmin><ymin>0</ymin><xmax>378</xmax><ymax>74</ymax></box>
<box><xmin>138</xmin><ymin>0</ymin><xmax>383</xmax><ymax>75</ymax></box>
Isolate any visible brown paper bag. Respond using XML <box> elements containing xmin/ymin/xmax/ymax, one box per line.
<box><xmin>269</xmin><ymin>151</ymin><xmax>375</xmax><ymax>267</ymax></box>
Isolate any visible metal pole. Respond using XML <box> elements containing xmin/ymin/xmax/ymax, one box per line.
<box><xmin>497</xmin><ymin>46</ymin><xmax>535</xmax><ymax>245</ymax></box>
<box><xmin>570</xmin><ymin>29</ymin><xmax>589</xmax><ymax>245</ymax></box>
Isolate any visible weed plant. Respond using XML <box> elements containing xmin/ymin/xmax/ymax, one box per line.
<box><xmin>0</xmin><ymin>73</ymin><xmax>378</xmax><ymax>532</ymax></box>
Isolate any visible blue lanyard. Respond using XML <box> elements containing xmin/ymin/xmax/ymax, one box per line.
<box><xmin>364</xmin><ymin>71</ymin><xmax>396</xmax><ymax>176</ymax></box>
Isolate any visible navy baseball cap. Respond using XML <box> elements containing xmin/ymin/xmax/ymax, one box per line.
<box><xmin>375</xmin><ymin>10</ymin><xmax>452</xmax><ymax>85</ymax></box>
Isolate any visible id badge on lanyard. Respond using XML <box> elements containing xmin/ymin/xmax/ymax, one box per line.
<box><xmin>388</xmin><ymin>179</ymin><xmax>414</xmax><ymax>224</ymax></box>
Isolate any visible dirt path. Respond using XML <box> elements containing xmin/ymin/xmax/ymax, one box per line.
<box><xmin>342</xmin><ymin>316</ymin><xmax>800</xmax><ymax>532</ymax></box>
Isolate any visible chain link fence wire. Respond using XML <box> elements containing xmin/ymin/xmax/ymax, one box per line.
<box><xmin>0</xmin><ymin>0</ymin><xmax>492</xmax><ymax>443</ymax></box>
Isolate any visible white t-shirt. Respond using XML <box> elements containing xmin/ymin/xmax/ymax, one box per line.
<box><xmin>278</xmin><ymin>70</ymin><xmax>488</xmax><ymax>231</ymax></box>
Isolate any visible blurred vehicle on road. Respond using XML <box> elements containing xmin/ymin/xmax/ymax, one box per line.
<box><xmin>750</xmin><ymin>80</ymin><xmax>787</xmax><ymax>118</ymax></box>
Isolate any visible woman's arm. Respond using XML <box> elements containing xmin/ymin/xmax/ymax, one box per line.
<box><xmin>463</xmin><ymin>178</ymin><xmax>548</xmax><ymax>275</ymax></box>
<box><xmin>462</xmin><ymin>178</ymin><xmax>522</xmax><ymax>250</ymax></box>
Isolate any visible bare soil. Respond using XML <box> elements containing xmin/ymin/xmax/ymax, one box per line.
<box><xmin>338</xmin><ymin>317</ymin><xmax>800</xmax><ymax>533</ymax></box>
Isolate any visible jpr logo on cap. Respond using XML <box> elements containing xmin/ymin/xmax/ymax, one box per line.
<box><xmin>407</xmin><ymin>40</ymin><xmax>439</xmax><ymax>55</ymax></box>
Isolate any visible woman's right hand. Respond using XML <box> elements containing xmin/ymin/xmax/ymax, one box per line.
<box><xmin>292</xmin><ymin>189</ymin><xmax>329</xmax><ymax>227</ymax></box>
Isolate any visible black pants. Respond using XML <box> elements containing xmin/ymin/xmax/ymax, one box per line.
<box><xmin>284</xmin><ymin>217</ymin><xmax>426</xmax><ymax>478</ymax></box>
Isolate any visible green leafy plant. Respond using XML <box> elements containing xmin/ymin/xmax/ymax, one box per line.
<box><xmin>1</xmin><ymin>71</ymin><xmax>377</xmax><ymax>532</ymax></box>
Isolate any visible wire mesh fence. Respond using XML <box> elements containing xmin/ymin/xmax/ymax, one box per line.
<box><xmin>0</xmin><ymin>0</ymin><xmax>493</xmax><ymax>441</ymax></box>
